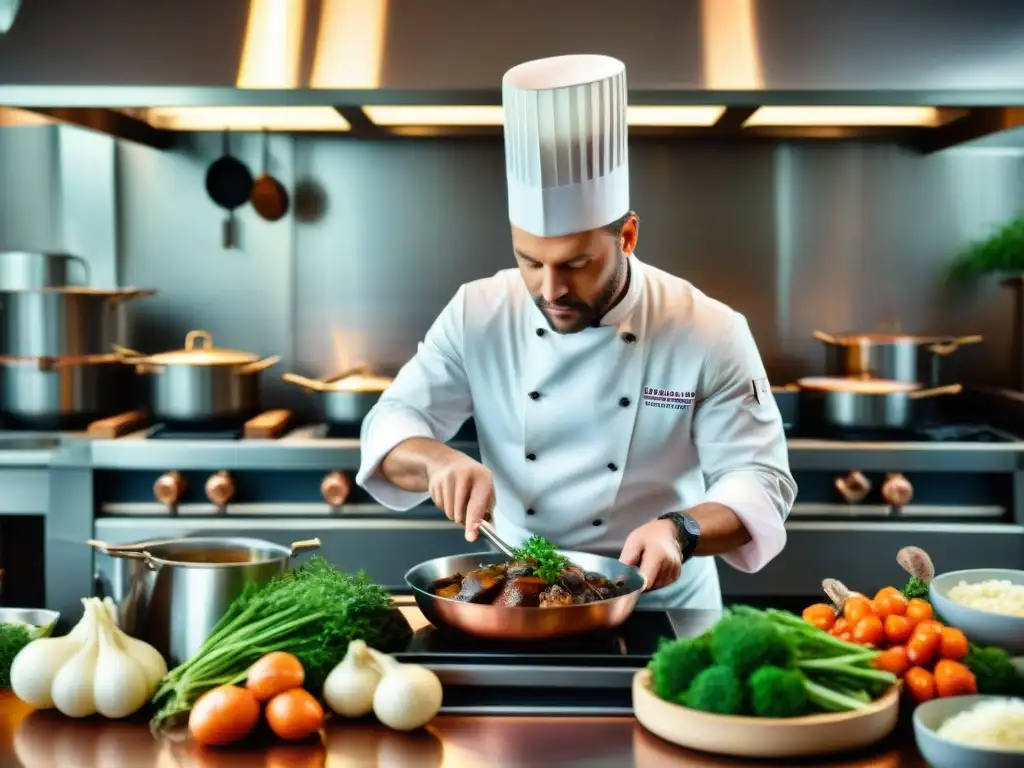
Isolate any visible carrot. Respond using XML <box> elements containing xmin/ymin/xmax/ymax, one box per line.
<box><xmin>802</xmin><ymin>603</ymin><xmax>837</xmax><ymax>631</ymax></box>
<box><xmin>873</xmin><ymin>592</ymin><xmax>908</xmax><ymax>618</ymax></box>
<box><xmin>904</xmin><ymin>667</ymin><xmax>936</xmax><ymax>703</ymax></box>
<box><xmin>830</xmin><ymin>617</ymin><xmax>849</xmax><ymax>637</ymax></box>
<box><xmin>933</xmin><ymin>659</ymin><xmax>977</xmax><ymax>697</ymax></box>
<box><xmin>938</xmin><ymin>627</ymin><xmax>969</xmax><ymax>661</ymax></box>
<box><xmin>852</xmin><ymin>615</ymin><xmax>885</xmax><ymax>646</ymax></box>
<box><xmin>843</xmin><ymin>596</ymin><xmax>875</xmax><ymax>625</ymax></box>
<box><xmin>905</xmin><ymin>599</ymin><xmax>933</xmax><ymax>626</ymax></box>
<box><xmin>883</xmin><ymin>614</ymin><xmax>913</xmax><ymax>645</ymax></box>
<box><xmin>874</xmin><ymin>646</ymin><xmax>910</xmax><ymax>677</ymax></box>
<box><xmin>906</xmin><ymin>628</ymin><xmax>940</xmax><ymax>667</ymax></box>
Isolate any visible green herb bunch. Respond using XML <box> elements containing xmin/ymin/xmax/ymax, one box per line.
<box><xmin>513</xmin><ymin>535</ymin><xmax>571</xmax><ymax>583</ymax></box>
<box><xmin>150</xmin><ymin>556</ymin><xmax>411</xmax><ymax>732</ymax></box>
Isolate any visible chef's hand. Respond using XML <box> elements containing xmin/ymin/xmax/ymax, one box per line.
<box><xmin>426</xmin><ymin>450</ymin><xmax>496</xmax><ymax>542</ymax></box>
<box><xmin>619</xmin><ymin>519</ymin><xmax>683</xmax><ymax>591</ymax></box>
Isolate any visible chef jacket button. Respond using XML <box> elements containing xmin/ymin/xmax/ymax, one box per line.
<box><xmin>526</xmin><ymin>508</ymin><xmax>536</xmax><ymax>516</ymax></box>
<box><xmin>592</xmin><ymin>519</ymin><xmax>603</xmax><ymax>526</ymax></box>
<box><xmin>536</xmin><ymin>328</ymin><xmax>546</xmax><ymax>337</ymax></box>
<box><xmin>619</xmin><ymin>397</ymin><xmax>630</xmax><ymax>407</ymax></box>
<box><xmin>528</xmin><ymin>391</ymin><xmax>541</xmax><ymax>400</ymax></box>
<box><xmin>526</xmin><ymin>452</ymin><xmax>537</xmax><ymax>461</ymax></box>
<box><xmin>607</xmin><ymin>462</ymin><xmax>618</xmax><ymax>471</ymax></box>
<box><xmin>621</xmin><ymin>332</ymin><xmax>636</xmax><ymax>343</ymax></box>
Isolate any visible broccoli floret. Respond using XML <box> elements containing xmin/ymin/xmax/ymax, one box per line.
<box><xmin>711</xmin><ymin>615</ymin><xmax>793</xmax><ymax>678</ymax></box>
<box><xmin>901</xmin><ymin>577</ymin><xmax>930</xmax><ymax>601</ymax></box>
<box><xmin>649</xmin><ymin>635</ymin><xmax>713</xmax><ymax>701</ymax></box>
<box><xmin>749</xmin><ymin>666</ymin><xmax>808</xmax><ymax>718</ymax></box>
<box><xmin>964</xmin><ymin>645</ymin><xmax>1024</xmax><ymax>696</ymax></box>
<box><xmin>681</xmin><ymin>665</ymin><xmax>746</xmax><ymax>715</ymax></box>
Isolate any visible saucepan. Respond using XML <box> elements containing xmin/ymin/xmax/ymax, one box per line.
<box><xmin>405</xmin><ymin>526</ymin><xmax>646</xmax><ymax>641</ymax></box>
<box><xmin>282</xmin><ymin>363</ymin><xmax>392</xmax><ymax>425</ymax></box>
<box><xmin>812</xmin><ymin>330</ymin><xmax>983</xmax><ymax>385</ymax></box>
<box><xmin>114</xmin><ymin>330</ymin><xmax>280</xmax><ymax>425</ymax></box>
<box><xmin>796</xmin><ymin>376</ymin><xmax>962</xmax><ymax>431</ymax></box>
<box><xmin>90</xmin><ymin>536</ymin><xmax>320</xmax><ymax>664</ymax></box>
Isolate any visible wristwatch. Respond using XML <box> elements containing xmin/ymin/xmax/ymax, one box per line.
<box><xmin>658</xmin><ymin>511</ymin><xmax>701</xmax><ymax>561</ymax></box>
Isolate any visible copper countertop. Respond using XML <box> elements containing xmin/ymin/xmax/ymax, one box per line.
<box><xmin>0</xmin><ymin>691</ymin><xmax>925</xmax><ymax>768</ymax></box>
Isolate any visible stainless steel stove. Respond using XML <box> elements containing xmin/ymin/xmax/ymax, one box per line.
<box><xmin>393</xmin><ymin>608</ymin><xmax>719</xmax><ymax>715</ymax></box>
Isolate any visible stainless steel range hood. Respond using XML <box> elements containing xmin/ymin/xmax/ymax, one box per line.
<box><xmin>2</xmin><ymin>0</ymin><xmax>1024</xmax><ymax>149</ymax></box>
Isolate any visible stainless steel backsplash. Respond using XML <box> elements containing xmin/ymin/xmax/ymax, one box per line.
<box><xmin>4</xmin><ymin>127</ymin><xmax>1024</xmax><ymax>416</ymax></box>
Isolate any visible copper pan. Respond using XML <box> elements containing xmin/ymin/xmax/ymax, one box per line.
<box><xmin>405</xmin><ymin>550</ymin><xmax>647</xmax><ymax>642</ymax></box>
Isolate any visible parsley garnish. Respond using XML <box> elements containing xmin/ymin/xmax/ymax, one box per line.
<box><xmin>513</xmin><ymin>535</ymin><xmax>571</xmax><ymax>583</ymax></box>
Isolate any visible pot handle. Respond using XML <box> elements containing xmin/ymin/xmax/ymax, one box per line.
<box><xmin>289</xmin><ymin>538</ymin><xmax>321</xmax><ymax>556</ymax></box>
<box><xmin>324</xmin><ymin>362</ymin><xmax>372</xmax><ymax>384</ymax></box>
<box><xmin>812</xmin><ymin>330</ymin><xmax>838</xmax><ymax>344</ymax></box>
<box><xmin>239</xmin><ymin>355</ymin><xmax>281</xmax><ymax>375</ymax></box>
<box><xmin>927</xmin><ymin>335</ymin><xmax>984</xmax><ymax>356</ymax></box>
<box><xmin>282</xmin><ymin>372</ymin><xmax>327</xmax><ymax>391</ymax></box>
<box><xmin>908</xmin><ymin>384</ymin><xmax>963</xmax><ymax>400</ymax></box>
<box><xmin>107</xmin><ymin>288</ymin><xmax>157</xmax><ymax>307</ymax></box>
<box><xmin>112</xmin><ymin>343</ymin><xmax>147</xmax><ymax>361</ymax></box>
<box><xmin>185</xmin><ymin>330</ymin><xmax>213</xmax><ymax>350</ymax></box>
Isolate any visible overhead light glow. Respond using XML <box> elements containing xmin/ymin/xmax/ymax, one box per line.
<box><xmin>362</xmin><ymin>105</ymin><xmax>727</xmax><ymax>127</ymax></box>
<box><xmin>140</xmin><ymin>107</ymin><xmax>350</xmax><ymax>132</ymax></box>
<box><xmin>744</xmin><ymin>107</ymin><xmax>966</xmax><ymax>128</ymax></box>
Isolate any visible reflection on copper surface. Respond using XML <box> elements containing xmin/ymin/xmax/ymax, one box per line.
<box><xmin>0</xmin><ymin>692</ymin><xmax>919</xmax><ymax>767</ymax></box>
<box><xmin>310</xmin><ymin>0</ymin><xmax>389</xmax><ymax>88</ymax></box>
<box><xmin>237</xmin><ymin>0</ymin><xmax>308</xmax><ymax>88</ymax></box>
<box><xmin>700</xmin><ymin>0</ymin><xmax>764</xmax><ymax>89</ymax></box>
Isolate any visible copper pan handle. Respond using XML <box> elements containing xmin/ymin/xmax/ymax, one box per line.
<box><xmin>812</xmin><ymin>331</ymin><xmax>838</xmax><ymax>344</ymax></box>
<box><xmin>239</xmin><ymin>355</ymin><xmax>280</xmax><ymax>375</ymax></box>
<box><xmin>908</xmin><ymin>384</ymin><xmax>963</xmax><ymax>400</ymax></box>
<box><xmin>282</xmin><ymin>372</ymin><xmax>327</xmax><ymax>391</ymax></box>
<box><xmin>928</xmin><ymin>335</ymin><xmax>983</xmax><ymax>356</ymax></box>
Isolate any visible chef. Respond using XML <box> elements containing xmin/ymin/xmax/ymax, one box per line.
<box><xmin>356</xmin><ymin>54</ymin><xmax>797</xmax><ymax>609</ymax></box>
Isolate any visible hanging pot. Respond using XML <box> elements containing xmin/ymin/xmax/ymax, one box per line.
<box><xmin>282</xmin><ymin>363</ymin><xmax>391</xmax><ymax>424</ymax></box>
<box><xmin>205</xmin><ymin>130</ymin><xmax>253</xmax><ymax>249</ymax></box>
<box><xmin>251</xmin><ymin>128</ymin><xmax>290</xmax><ymax>222</ymax></box>
<box><xmin>114</xmin><ymin>330</ymin><xmax>279</xmax><ymax>425</ymax></box>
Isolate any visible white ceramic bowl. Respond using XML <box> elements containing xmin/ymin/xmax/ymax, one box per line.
<box><xmin>631</xmin><ymin>669</ymin><xmax>900</xmax><ymax>758</ymax></box>
<box><xmin>929</xmin><ymin>568</ymin><xmax>1024</xmax><ymax>655</ymax></box>
<box><xmin>913</xmin><ymin>695</ymin><xmax>1024</xmax><ymax>768</ymax></box>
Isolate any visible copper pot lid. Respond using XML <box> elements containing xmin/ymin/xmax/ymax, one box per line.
<box><xmin>140</xmin><ymin>330</ymin><xmax>260</xmax><ymax>366</ymax></box>
<box><xmin>796</xmin><ymin>376</ymin><xmax>921</xmax><ymax>394</ymax></box>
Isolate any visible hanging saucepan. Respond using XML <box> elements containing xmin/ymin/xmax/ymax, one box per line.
<box><xmin>796</xmin><ymin>376</ymin><xmax>962</xmax><ymax>431</ymax></box>
<box><xmin>282</xmin><ymin>364</ymin><xmax>392</xmax><ymax>424</ymax></box>
<box><xmin>205</xmin><ymin>130</ymin><xmax>253</xmax><ymax>249</ymax></box>
<box><xmin>114</xmin><ymin>330</ymin><xmax>279</xmax><ymax>425</ymax></box>
<box><xmin>251</xmin><ymin>128</ymin><xmax>289</xmax><ymax>222</ymax></box>
<box><xmin>812</xmin><ymin>331</ymin><xmax>983</xmax><ymax>386</ymax></box>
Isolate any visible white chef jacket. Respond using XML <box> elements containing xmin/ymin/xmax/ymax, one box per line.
<box><xmin>356</xmin><ymin>255</ymin><xmax>797</xmax><ymax>609</ymax></box>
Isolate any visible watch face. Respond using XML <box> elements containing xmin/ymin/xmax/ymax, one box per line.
<box><xmin>683</xmin><ymin>516</ymin><xmax>701</xmax><ymax>537</ymax></box>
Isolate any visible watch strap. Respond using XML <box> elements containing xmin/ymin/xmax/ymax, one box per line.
<box><xmin>658</xmin><ymin>511</ymin><xmax>700</xmax><ymax>560</ymax></box>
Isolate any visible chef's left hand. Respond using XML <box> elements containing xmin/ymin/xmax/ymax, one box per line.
<box><xmin>619</xmin><ymin>519</ymin><xmax>682</xmax><ymax>591</ymax></box>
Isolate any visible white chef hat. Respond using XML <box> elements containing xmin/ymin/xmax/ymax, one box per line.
<box><xmin>502</xmin><ymin>54</ymin><xmax>629</xmax><ymax>238</ymax></box>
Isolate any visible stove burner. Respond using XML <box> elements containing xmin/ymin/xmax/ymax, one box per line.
<box><xmin>397</xmin><ymin>611</ymin><xmax>674</xmax><ymax>664</ymax></box>
<box><xmin>147</xmin><ymin>424</ymin><xmax>243</xmax><ymax>441</ymax></box>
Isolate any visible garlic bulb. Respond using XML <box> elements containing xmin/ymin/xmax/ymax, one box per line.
<box><xmin>91</xmin><ymin>603</ymin><xmax>153</xmax><ymax>718</ymax></box>
<box><xmin>51</xmin><ymin>601</ymin><xmax>100</xmax><ymax>717</ymax></box>
<box><xmin>10</xmin><ymin>596</ymin><xmax>167</xmax><ymax>719</ymax></box>
<box><xmin>323</xmin><ymin>639</ymin><xmax>382</xmax><ymax>717</ymax></box>
<box><xmin>10</xmin><ymin>597</ymin><xmax>95</xmax><ymax>709</ymax></box>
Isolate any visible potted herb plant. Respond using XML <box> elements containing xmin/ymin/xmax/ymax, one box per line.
<box><xmin>946</xmin><ymin>216</ymin><xmax>1024</xmax><ymax>389</ymax></box>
